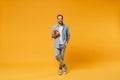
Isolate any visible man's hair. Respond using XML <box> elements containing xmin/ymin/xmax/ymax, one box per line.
<box><xmin>57</xmin><ymin>14</ymin><xmax>63</xmax><ymax>19</ymax></box>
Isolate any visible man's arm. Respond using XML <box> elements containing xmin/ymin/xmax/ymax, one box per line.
<box><xmin>52</xmin><ymin>35</ymin><xmax>57</xmax><ymax>39</ymax></box>
<box><xmin>66</xmin><ymin>26</ymin><xmax>70</xmax><ymax>44</ymax></box>
<box><xmin>51</xmin><ymin>27</ymin><xmax>56</xmax><ymax>39</ymax></box>
<box><xmin>51</xmin><ymin>27</ymin><xmax>60</xmax><ymax>39</ymax></box>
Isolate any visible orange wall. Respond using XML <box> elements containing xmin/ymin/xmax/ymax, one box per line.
<box><xmin>0</xmin><ymin>0</ymin><xmax>120</xmax><ymax>68</ymax></box>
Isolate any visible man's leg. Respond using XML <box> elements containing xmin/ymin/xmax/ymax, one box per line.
<box><xmin>60</xmin><ymin>44</ymin><xmax>66</xmax><ymax>61</ymax></box>
<box><xmin>55</xmin><ymin>47</ymin><xmax>64</xmax><ymax>75</ymax></box>
<box><xmin>55</xmin><ymin>48</ymin><xmax>64</xmax><ymax>65</ymax></box>
<box><xmin>60</xmin><ymin>44</ymin><xmax>68</xmax><ymax>74</ymax></box>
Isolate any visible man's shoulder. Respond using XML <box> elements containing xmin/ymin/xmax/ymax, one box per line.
<box><xmin>64</xmin><ymin>24</ymin><xmax>69</xmax><ymax>29</ymax></box>
<box><xmin>52</xmin><ymin>24</ymin><xmax>58</xmax><ymax>28</ymax></box>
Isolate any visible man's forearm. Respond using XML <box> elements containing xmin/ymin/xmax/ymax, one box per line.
<box><xmin>52</xmin><ymin>35</ymin><xmax>58</xmax><ymax>39</ymax></box>
<box><xmin>52</xmin><ymin>35</ymin><xmax>56</xmax><ymax>38</ymax></box>
<box><xmin>67</xmin><ymin>38</ymin><xmax>70</xmax><ymax>44</ymax></box>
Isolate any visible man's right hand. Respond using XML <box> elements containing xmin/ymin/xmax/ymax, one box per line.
<box><xmin>52</xmin><ymin>31</ymin><xmax>60</xmax><ymax>39</ymax></box>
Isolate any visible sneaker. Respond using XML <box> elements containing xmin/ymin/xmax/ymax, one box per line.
<box><xmin>58</xmin><ymin>69</ymin><xmax>62</xmax><ymax>75</ymax></box>
<box><xmin>64</xmin><ymin>65</ymin><xmax>68</xmax><ymax>74</ymax></box>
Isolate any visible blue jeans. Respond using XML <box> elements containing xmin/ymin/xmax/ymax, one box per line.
<box><xmin>55</xmin><ymin>44</ymin><xmax>66</xmax><ymax>66</ymax></box>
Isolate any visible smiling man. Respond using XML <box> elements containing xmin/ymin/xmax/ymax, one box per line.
<box><xmin>51</xmin><ymin>14</ymin><xmax>70</xmax><ymax>75</ymax></box>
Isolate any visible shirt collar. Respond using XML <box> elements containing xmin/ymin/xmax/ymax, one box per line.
<box><xmin>56</xmin><ymin>23</ymin><xmax>65</xmax><ymax>27</ymax></box>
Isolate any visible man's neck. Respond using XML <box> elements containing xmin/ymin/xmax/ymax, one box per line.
<box><xmin>58</xmin><ymin>23</ymin><xmax>64</xmax><ymax>26</ymax></box>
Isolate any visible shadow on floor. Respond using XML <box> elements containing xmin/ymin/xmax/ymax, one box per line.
<box><xmin>65</xmin><ymin>45</ymin><xmax>111</xmax><ymax>70</ymax></box>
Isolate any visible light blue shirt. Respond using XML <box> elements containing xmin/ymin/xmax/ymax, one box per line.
<box><xmin>51</xmin><ymin>24</ymin><xmax>70</xmax><ymax>48</ymax></box>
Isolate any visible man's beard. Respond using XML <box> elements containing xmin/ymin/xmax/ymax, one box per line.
<box><xmin>58</xmin><ymin>21</ymin><xmax>63</xmax><ymax>25</ymax></box>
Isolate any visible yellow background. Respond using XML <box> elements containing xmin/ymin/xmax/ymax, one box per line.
<box><xmin>0</xmin><ymin>0</ymin><xmax>120</xmax><ymax>80</ymax></box>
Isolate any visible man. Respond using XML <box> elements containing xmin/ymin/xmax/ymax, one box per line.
<box><xmin>51</xmin><ymin>14</ymin><xmax>70</xmax><ymax>75</ymax></box>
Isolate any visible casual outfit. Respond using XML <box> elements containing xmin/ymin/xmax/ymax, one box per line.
<box><xmin>51</xmin><ymin>24</ymin><xmax>70</xmax><ymax>75</ymax></box>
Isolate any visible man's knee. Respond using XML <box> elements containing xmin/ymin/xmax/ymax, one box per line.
<box><xmin>55</xmin><ymin>55</ymin><xmax>64</xmax><ymax>62</ymax></box>
<box><xmin>55</xmin><ymin>55</ymin><xmax>61</xmax><ymax>61</ymax></box>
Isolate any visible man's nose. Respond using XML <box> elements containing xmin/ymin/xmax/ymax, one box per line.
<box><xmin>59</xmin><ymin>19</ymin><xmax>62</xmax><ymax>21</ymax></box>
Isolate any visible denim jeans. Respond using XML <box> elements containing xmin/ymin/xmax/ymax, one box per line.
<box><xmin>55</xmin><ymin>44</ymin><xmax>66</xmax><ymax>67</ymax></box>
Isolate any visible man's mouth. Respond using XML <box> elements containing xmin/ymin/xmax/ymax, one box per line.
<box><xmin>59</xmin><ymin>21</ymin><xmax>62</xmax><ymax>23</ymax></box>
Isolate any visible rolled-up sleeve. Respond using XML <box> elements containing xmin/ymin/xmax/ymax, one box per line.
<box><xmin>51</xmin><ymin>27</ymin><xmax>54</xmax><ymax>37</ymax></box>
<box><xmin>66</xmin><ymin>26</ymin><xmax>70</xmax><ymax>39</ymax></box>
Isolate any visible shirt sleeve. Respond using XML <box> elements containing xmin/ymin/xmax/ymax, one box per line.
<box><xmin>51</xmin><ymin>26</ymin><xmax>55</xmax><ymax>37</ymax></box>
<box><xmin>66</xmin><ymin>26</ymin><xmax>70</xmax><ymax>39</ymax></box>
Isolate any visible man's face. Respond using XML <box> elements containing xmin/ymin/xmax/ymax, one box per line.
<box><xmin>57</xmin><ymin>16</ymin><xmax>63</xmax><ymax>25</ymax></box>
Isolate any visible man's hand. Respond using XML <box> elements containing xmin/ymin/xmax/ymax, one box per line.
<box><xmin>52</xmin><ymin>35</ymin><xmax>59</xmax><ymax>39</ymax></box>
<box><xmin>52</xmin><ymin>30</ymin><xmax>60</xmax><ymax>39</ymax></box>
<box><xmin>66</xmin><ymin>38</ymin><xmax>70</xmax><ymax>45</ymax></box>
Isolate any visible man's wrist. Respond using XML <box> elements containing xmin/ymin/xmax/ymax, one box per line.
<box><xmin>52</xmin><ymin>35</ymin><xmax>58</xmax><ymax>39</ymax></box>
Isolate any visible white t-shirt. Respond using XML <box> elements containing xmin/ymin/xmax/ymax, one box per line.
<box><xmin>59</xmin><ymin>25</ymin><xmax>64</xmax><ymax>44</ymax></box>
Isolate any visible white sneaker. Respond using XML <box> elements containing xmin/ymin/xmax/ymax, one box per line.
<box><xmin>58</xmin><ymin>69</ymin><xmax>62</xmax><ymax>75</ymax></box>
<box><xmin>64</xmin><ymin>65</ymin><xmax>68</xmax><ymax>74</ymax></box>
